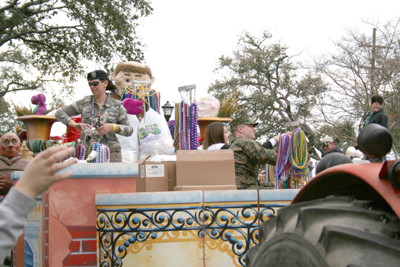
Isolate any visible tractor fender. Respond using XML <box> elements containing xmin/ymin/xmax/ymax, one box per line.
<box><xmin>292</xmin><ymin>160</ymin><xmax>400</xmax><ymax>218</ymax></box>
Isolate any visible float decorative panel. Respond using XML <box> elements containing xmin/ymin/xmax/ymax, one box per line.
<box><xmin>96</xmin><ymin>189</ymin><xmax>299</xmax><ymax>266</ymax></box>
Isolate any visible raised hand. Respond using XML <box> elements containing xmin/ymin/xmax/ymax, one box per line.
<box><xmin>14</xmin><ymin>146</ymin><xmax>77</xmax><ymax>199</ymax></box>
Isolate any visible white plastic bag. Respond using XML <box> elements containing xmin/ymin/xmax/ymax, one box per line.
<box><xmin>117</xmin><ymin>114</ymin><xmax>140</xmax><ymax>163</ymax></box>
<box><xmin>138</xmin><ymin>108</ymin><xmax>175</xmax><ymax>160</ymax></box>
<box><xmin>196</xmin><ymin>95</ymin><xmax>220</xmax><ymax>117</ymax></box>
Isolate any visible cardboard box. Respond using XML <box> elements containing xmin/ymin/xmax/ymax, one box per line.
<box><xmin>167</xmin><ymin>161</ymin><xmax>177</xmax><ymax>191</ymax></box>
<box><xmin>176</xmin><ymin>150</ymin><xmax>236</xmax><ymax>186</ymax></box>
<box><xmin>137</xmin><ymin>156</ymin><xmax>176</xmax><ymax>192</ymax></box>
<box><xmin>174</xmin><ymin>185</ymin><xmax>237</xmax><ymax>191</ymax></box>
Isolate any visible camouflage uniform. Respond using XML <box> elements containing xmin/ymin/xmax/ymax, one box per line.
<box><xmin>229</xmin><ymin>115</ymin><xmax>277</xmax><ymax>190</ymax></box>
<box><xmin>56</xmin><ymin>95</ymin><xmax>133</xmax><ymax>156</ymax></box>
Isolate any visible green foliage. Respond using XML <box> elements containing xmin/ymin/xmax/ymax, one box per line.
<box><xmin>0</xmin><ymin>97</ymin><xmax>17</xmax><ymax>135</ymax></box>
<box><xmin>208</xmin><ymin>31</ymin><xmax>328</xmax><ymax>158</ymax></box>
<box><xmin>0</xmin><ymin>0</ymin><xmax>153</xmax><ymax>99</ymax></box>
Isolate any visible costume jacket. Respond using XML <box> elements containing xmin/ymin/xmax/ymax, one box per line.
<box><xmin>0</xmin><ymin>187</ymin><xmax>36</xmax><ymax>261</ymax></box>
<box><xmin>56</xmin><ymin>95</ymin><xmax>133</xmax><ymax>152</ymax></box>
<box><xmin>230</xmin><ymin>137</ymin><xmax>277</xmax><ymax>189</ymax></box>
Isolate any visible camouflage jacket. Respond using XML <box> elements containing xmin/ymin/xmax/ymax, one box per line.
<box><xmin>230</xmin><ymin>137</ymin><xmax>277</xmax><ymax>189</ymax></box>
<box><xmin>56</xmin><ymin>95</ymin><xmax>133</xmax><ymax>152</ymax></box>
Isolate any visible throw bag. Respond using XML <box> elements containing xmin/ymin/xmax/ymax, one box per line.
<box><xmin>117</xmin><ymin>114</ymin><xmax>140</xmax><ymax>163</ymax></box>
<box><xmin>138</xmin><ymin>108</ymin><xmax>175</xmax><ymax>160</ymax></box>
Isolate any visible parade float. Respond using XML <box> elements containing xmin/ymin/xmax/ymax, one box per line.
<box><xmin>9</xmin><ymin>66</ymin><xmax>312</xmax><ymax>267</ymax></box>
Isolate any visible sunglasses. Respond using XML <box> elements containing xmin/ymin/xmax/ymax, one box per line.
<box><xmin>88</xmin><ymin>81</ymin><xmax>102</xmax><ymax>87</ymax></box>
<box><xmin>322</xmin><ymin>142</ymin><xmax>330</xmax><ymax>148</ymax></box>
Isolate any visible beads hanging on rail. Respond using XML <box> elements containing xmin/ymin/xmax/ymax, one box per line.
<box><xmin>289</xmin><ymin>128</ymin><xmax>309</xmax><ymax>187</ymax></box>
<box><xmin>173</xmin><ymin>84</ymin><xmax>198</xmax><ymax>150</ymax></box>
<box><xmin>87</xmin><ymin>142</ymin><xmax>110</xmax><ymax>163</ymax></box>
<box><xmin>76</xmin><ymin>144</ymin><xmax>86</xmax><ymax>160</ymax></box>
<box><xmin>274</xmin><ymin>128</ymin><xmax>309</xmax><ymax>189</ymax></box>
<box><xmin>274</xmin><ymin>133</ymin><xmax>292</xmax><ymax>189</ymax></box>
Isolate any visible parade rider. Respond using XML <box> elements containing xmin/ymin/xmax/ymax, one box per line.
<box><xmin>56</xmin><ymin>70</ymin><xmax>133</xmax><ymax>162</ymax></box>
<box><xmin>229</xmin><ymin>115</ymin><xmax>277</xmax><ymax>189</ymax></box>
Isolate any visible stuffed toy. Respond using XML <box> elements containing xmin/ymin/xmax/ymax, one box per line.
<box><xmin>122</xmin><ymin>98</ymin><xmax>143</xmax><ymax>115</ymax></box>
<box><xmin>31</xmin><ymin>93</ymin><xmax>47</xmax><ymax>115</ymax></box>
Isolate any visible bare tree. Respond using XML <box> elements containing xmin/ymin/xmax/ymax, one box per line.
<box><xmin>312</xmin><ymin>18</ymin><xmax>400</xmax><ymax>154</ymax></box>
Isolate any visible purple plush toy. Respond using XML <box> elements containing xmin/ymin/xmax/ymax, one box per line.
<box><xmin>122</xmin><ymin>98</ymin><xmax>143</xmax><ymax>115</ymax></box>
<box><xmin>31</xmin><ymin>93</ymin><xmax>47</xmax><ymax>115</ymax></box>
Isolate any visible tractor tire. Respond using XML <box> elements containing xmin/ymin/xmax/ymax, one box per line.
<box><xmin>246</xmin><ymin>195</ymin><xmax>400</xmax><ymax>267</ymax></box>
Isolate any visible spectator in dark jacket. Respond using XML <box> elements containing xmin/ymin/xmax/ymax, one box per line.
<box><xmin>359</xmin><ymin>95</ymin><xmax>389</xmax><ymax>130</ymax></box>
<box><xmin>321</xmin><ymin>136</ymin><xmax>343</xmax><ymax>155</ymax></box>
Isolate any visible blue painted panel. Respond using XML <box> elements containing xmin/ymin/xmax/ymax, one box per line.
<box><xmin>24</xmin><ymin>239</ymin><xmax>34</xmax><ymax>267</ymax></box>
<box><xmin>258</xmin><ymin>189</ymin><xmax>300</xmax><ymax>201</ymax></box>
<box><xmin>12</xmin><ymin>162</ymin><xmax>139</xmax><ymax>180</ymax></box>
<box><xmin>204</xmin><ymin>190</ymin><xmax>258</xmax><ymax>203</ymax></box>
<box><xmin>96</xmin><ymin>190</ymin><xmax>203</xmax><ymax>205</ymax></box>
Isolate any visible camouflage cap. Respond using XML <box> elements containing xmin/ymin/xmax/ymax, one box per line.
<box><xmin>230</xmin><ymin>115</ymin><xmax>259</xmax><ymax>129</ymax></box>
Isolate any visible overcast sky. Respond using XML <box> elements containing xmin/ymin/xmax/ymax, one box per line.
<box><xmin>7</xmin><ymin>0</ymin><xmax>400</xmax><ymax>134</ymax></box>
<box><xmin>134</xmin><ymin>0</ymin><xmax>400</xmax><ymax>107</ymax></box>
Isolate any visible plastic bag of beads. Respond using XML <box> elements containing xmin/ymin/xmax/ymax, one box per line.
<box><xmin>196</xmin><ymin>95</ymin><xmax>220</xmax><ymax>117</ymax></box>
<box><xmin>117</xmin><ymin>114</ymin><xmax>140</xmax><ymax>163</ymax></box>
<box><xmin>138</xmin><ymin>108</ymin><xmax>175</xmax><ymax>160</ymax></box>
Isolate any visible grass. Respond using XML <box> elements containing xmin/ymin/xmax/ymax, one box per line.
<box><xmin>218</xmin><ymin>87</ymin><xmax>242</xmax><ymax>117</ymax></box>
<box><xmin>12</xmin><ymin>100</ymin><xmax>64</xmax><ymax>116</ymax></box>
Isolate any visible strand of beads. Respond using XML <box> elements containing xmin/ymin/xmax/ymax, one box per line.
<box><xmin>185</xmin><ymin>103</ymin><xmax>190</xmax><ymax>150</ymax></box>
<box><xmin>173</xmin><ymin>103</ymin><xmax>180</xmax><ymax>149</ymax></box>
<box><xmin>96</xmin><ymin>143</ymin><xmax>101</xmax><ymax>163</ymax></box>
<box><xmin>175</xmin><ymin>102</ymin><xmax>198</xmax><ymax>150</ymax></box>
<box><xmin>190</xmin><ymin>103</ymin><xmax>198</xmax><ymax>150</ymax></box>
<box><xmin>99</xmin><ymin>144</ymin><xmax>110</xmax><ymax>163</ymax></box>
<box><xmin>122</xmin><ymin>86</ymin><xmax>161</xmax><ymax>114</ymax></box>
<box><xmin>179</xmin><ymin>102</ymin><xmax>184</xmax><ymax>150</ymax></box>
<box><xmin>76</xmin><ymin>144</ymin><xmax>86</xmax><ymax>160</ymax></box>
<box><xmin>183</xmin><ymin>102</ymin><xmax>189</xmax><ymax>150</ymax></box>
<box><xmin>274</xmin><ymin>133</ymin><xmax>292</xmax><ymax>189</ymax></box>
<box><xmin>289</xmin><ymin>128</ymin><xmax>309</xmax><ymax>188</ymax></box>
<box><xmin>88</xmin><ymin>142</ymin><xmax>102</xmax><ymax>163</ymax></box>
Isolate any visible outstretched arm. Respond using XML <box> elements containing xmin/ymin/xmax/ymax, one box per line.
<box><xmin>0</xmin><ymin>146</ymin><xmax>77</xmax><ymax>261</ymax></box>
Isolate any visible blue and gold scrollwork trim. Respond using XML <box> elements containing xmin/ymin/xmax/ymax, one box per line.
<box><xmin>97</xmin><ymin>203</ymin><xmax>286</xmax><ymax>266</ymax></box>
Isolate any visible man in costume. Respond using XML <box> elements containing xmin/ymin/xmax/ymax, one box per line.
<box><xmin>321</xmin><ymin>136</ymin><xmax>343</xmax><ymax>155</ymax></box>
<box><xmin>229</xmin><ymin>115</ymin><xmax>277</xmax><ymax>189</ymax></box>
<box><xmin>0</xmin><ymin>132</ymin><xmax>29</xmax><ymax>197</ymax></box>
<box><xmin>0</xmin><ymin>132</ymin><xmax>29</xmax><ymax>265</ymax></box>
<box><xmin>110</xmin><ymin>61</ymin><xmax>155</xmax><ymax>100</ymax></box>
<box><xmin>359</xmin><ymin>95</ymin><xmax>389</xmax><ymax>130</ymax></box>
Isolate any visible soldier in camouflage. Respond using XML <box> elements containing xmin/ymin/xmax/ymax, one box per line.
<box><xmin>56</xmin><ymin>70</ymin><xmax>133</xmax><ymax>162</ymax></box>
<box><xmin>229</xmin><ymin>115</ymin><xmax>277</xmax><ymax>189</ymax></box>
